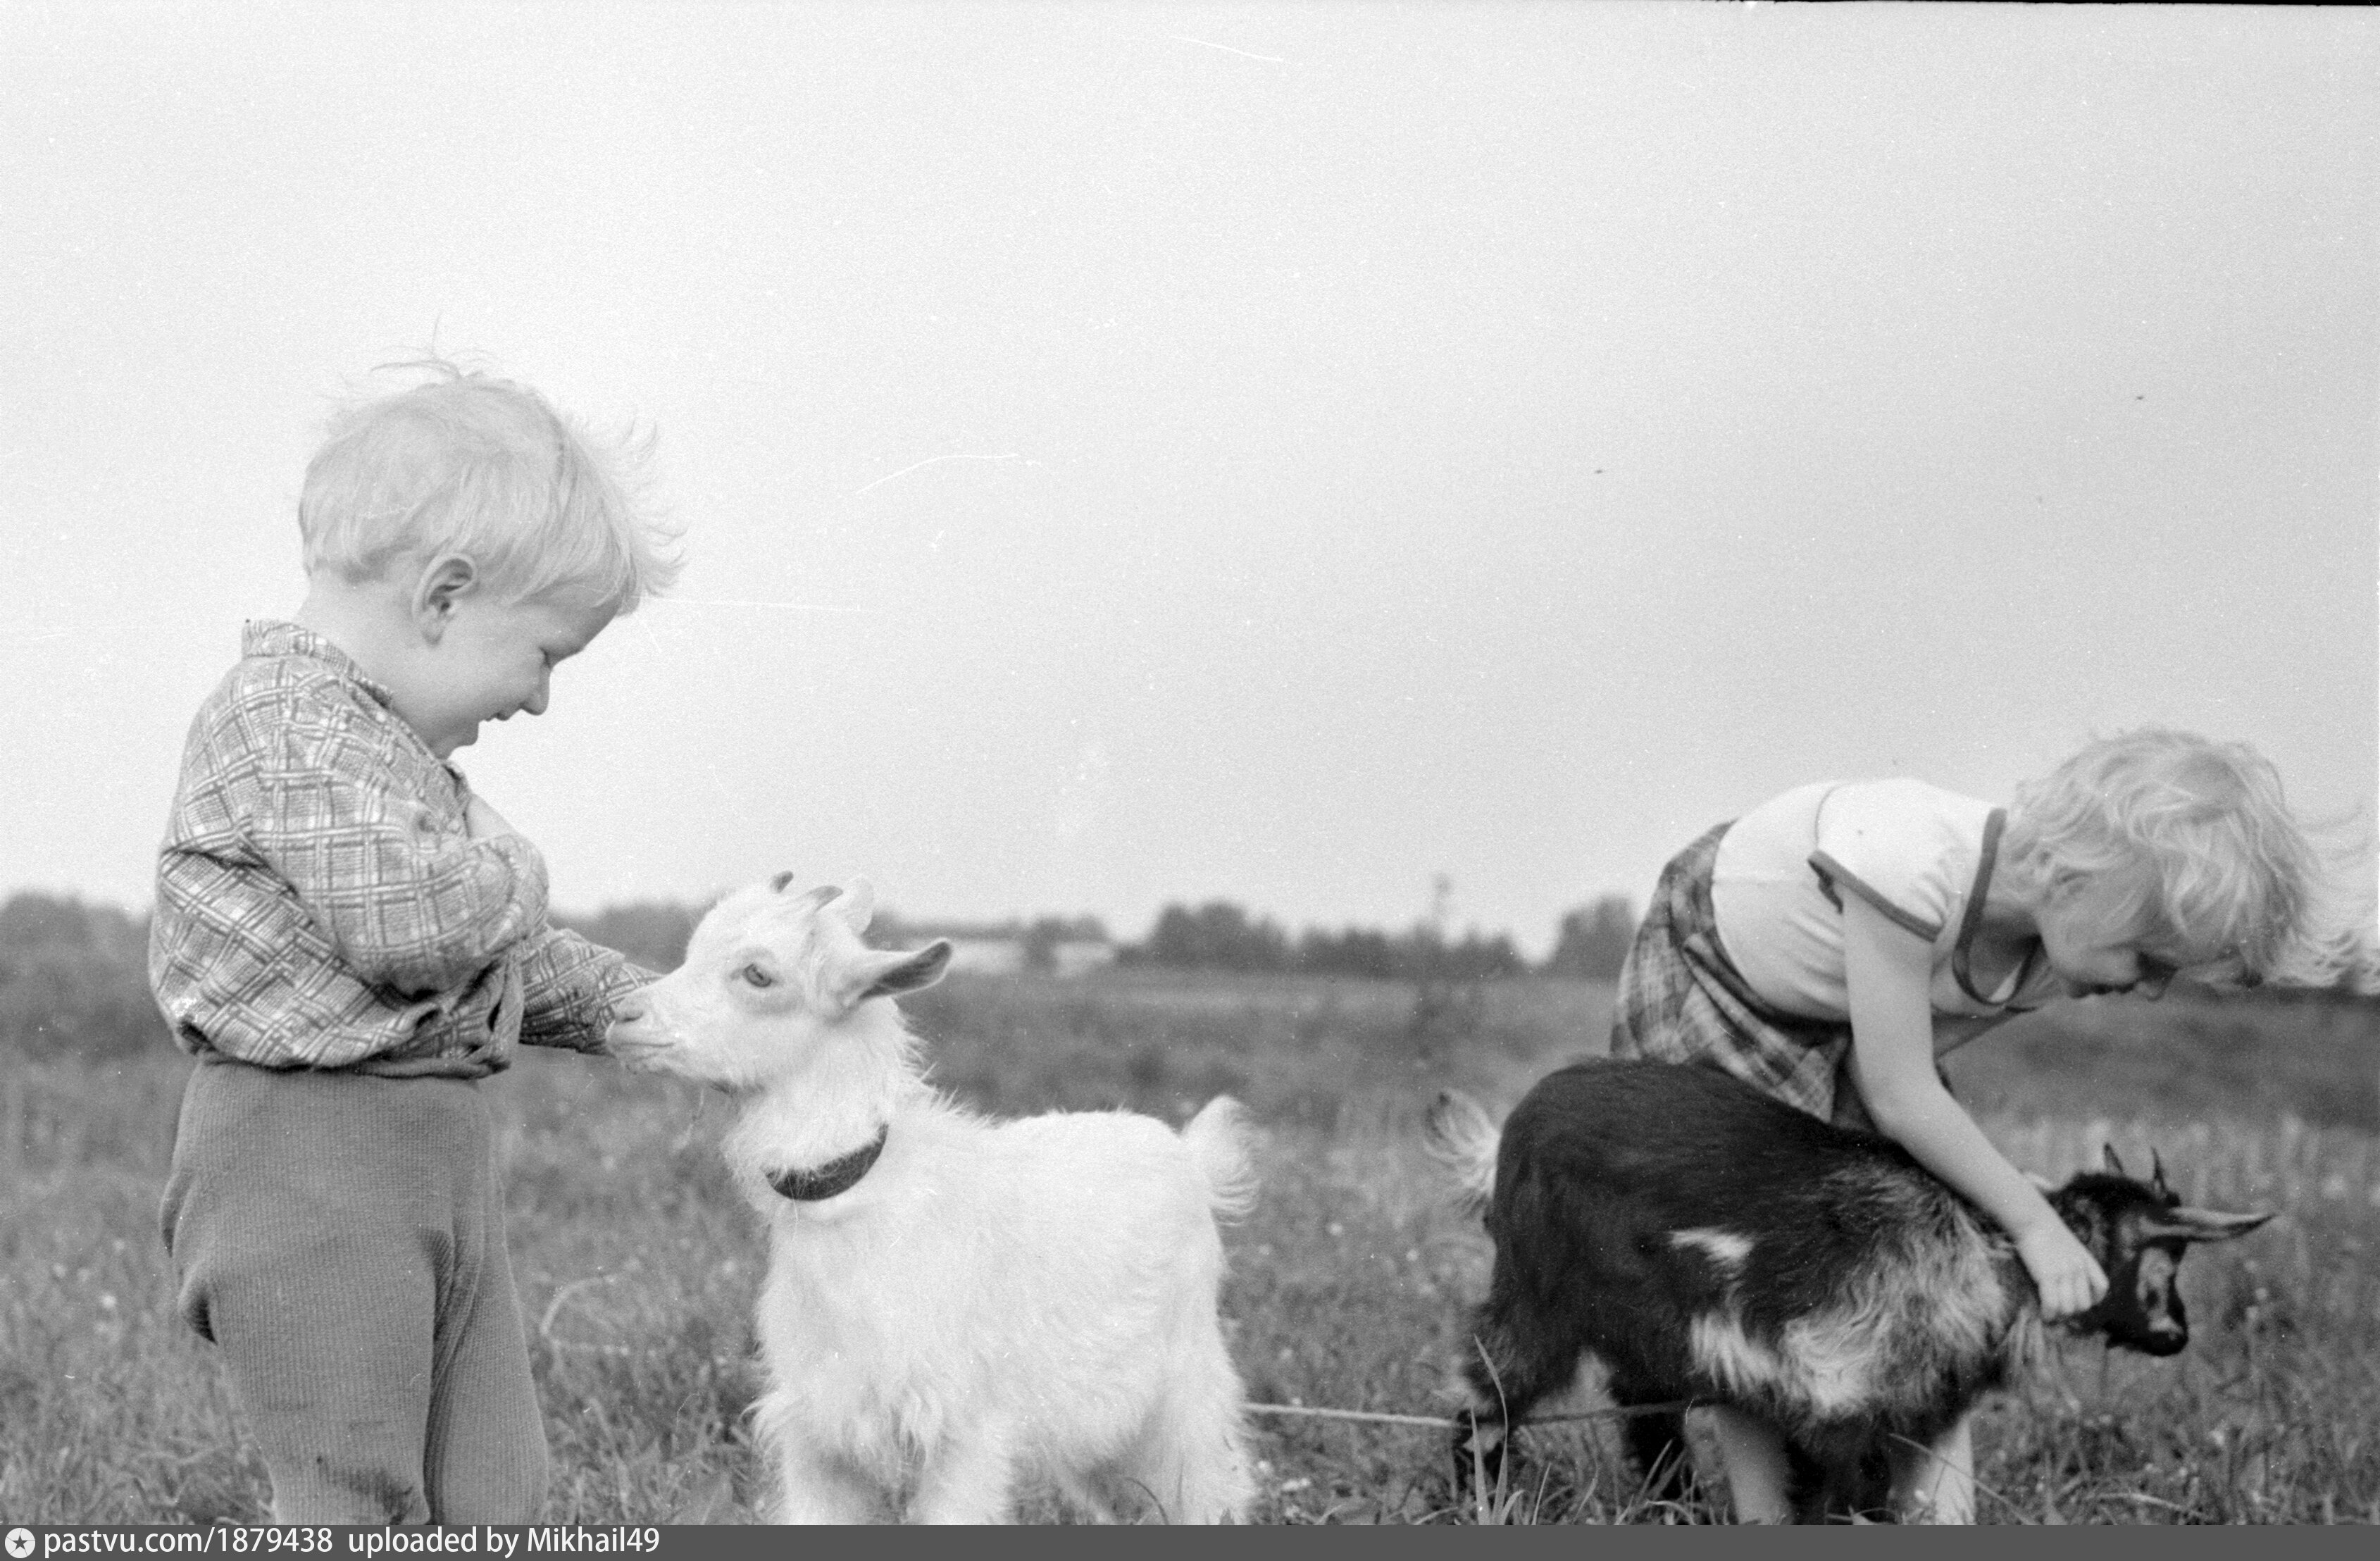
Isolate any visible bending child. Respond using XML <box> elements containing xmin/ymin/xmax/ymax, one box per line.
<box><xmin>151</xmin><ymin>361</ymin><xmax>682</xmax><ymax>1524</ymax></box>
<box><xmin>1609</xmin><ymin>729</ymin><xmax>2347</xmax><ymax>1522</ymax></box>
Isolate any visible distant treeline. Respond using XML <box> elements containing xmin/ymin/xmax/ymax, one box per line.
<box><xmin>1119</xmin><ymin>897</ymin><xmax>1643</xmax><ymax>982</ymax></box>
<box><xmin>547</xmin><ymin>904</ymin><xmax>1119</xmax><ymax>979</ymax></box>
<box><xmin>0</xmin><ymin>888</ymin><xmax>1645</xmax><ymax>1058</ymax></box>
<box><xmin>8</xmin><ymin>885</ymin><xmax>2377</xmax><ymax>1061</ymax></box>
<box><xmin>539</xmin><ymin>895</ymin><xmax>1646</xmax><ymax>982</ymax></box>
<box><xmin>0</xmin><ymin>893</ymin><xmax>165</xmax><ymax>1057</ymax></box>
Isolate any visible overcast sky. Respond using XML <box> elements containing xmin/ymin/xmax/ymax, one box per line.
<box><xmin>5</xmin><ymin>2</ymin><xmax>2374</xmax><ymax>955</ymax></box>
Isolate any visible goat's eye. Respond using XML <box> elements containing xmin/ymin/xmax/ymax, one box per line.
<box><xmin>740</xmin><ymin>964</ymin><xmax>775</xmax><ymax>988</ymax></box>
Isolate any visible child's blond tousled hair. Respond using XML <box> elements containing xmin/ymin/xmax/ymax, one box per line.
<box><xmin>299</xmin><ymin>359</ymin><xmax>683</xmax><ymax>614</ymax></box>
<box><xmin>2002</xmin><ymin>727</ymin><xmax>2360</xmax><ymax>988</ymax></box>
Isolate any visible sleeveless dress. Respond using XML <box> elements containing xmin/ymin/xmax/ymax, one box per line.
<box><xmin>1609</xmin><ymin>780</ymin><xmax>2059</xmax><ymax>1128</ymax></box>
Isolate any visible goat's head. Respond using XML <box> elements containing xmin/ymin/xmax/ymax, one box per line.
<box><xmin>2048</xmin><ymin>1145</ymin><xmax>2271</xmax><ymax>1356</ymax></box>
<box><xmin>604</xmin><ymin>873</ymin><xmax>952</xmax><ymax>1093</ymax></box>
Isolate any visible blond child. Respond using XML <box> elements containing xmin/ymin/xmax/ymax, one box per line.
<box><xmin>151</xmin><ymin>362</ymin><xmax>682</xmax><ymax>1524</ymax></box>
<box><xmin>1609</xmin><ymin>728</ymin><xmax>2343</xmax><ymax>1522</ymax></box>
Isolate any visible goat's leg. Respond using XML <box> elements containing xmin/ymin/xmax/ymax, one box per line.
<box><xmin>909</xmin><ymin>1431</ymin><xmax>1020</xmax><ymax>1525</ymax></box>
<box><xmin>768</xmin><ymin>1436</ymin><xmax>884</xmax><ymax>1525</ymax></box>
<box><xmin>1053</xmin><ymin>1467</ymin><xmax>1127</xmax><ymax>1526</ymax></box>
<box><xmin>1112</xmin><ymin>1384</ymin><xmax>1254</xmax><ymax>1523</ymax></box>
<box><xmin>1612</xmin><ymin>1397</ymin><xmax>1693</xmax><ymax>1509</ymax></box>
<box><xmin>1602</xmin><ymin>1367</ymin><xmax>1691</xmax><ymax>1509</ymax></box>
<box><xmin>1887</xmin><ymin>1414</ymin><xmax>1975</xmax><ymax>1525</ymax></box>
<box><xmin>1706</xmin><ymin>1405</ymin><xmax>1798</xmax><ymax>1524</ymax></box>
<box><xmin>1448</xmin><ymin>1308</ymin><xmax>1579</xmax><ymax>1505</ymax></box>
<box><xmin>1798</xmin><ymin>1436</ymin><xmax>1892</xmax><ymax>1524</ymax></box>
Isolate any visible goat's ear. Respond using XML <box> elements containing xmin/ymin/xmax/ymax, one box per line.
<box><xmin>2146</xmin><ymin>1206</ymin><xmax>2273</xmax><ymax>1244</ymax></box>
<box><xmin>831</xmin><ymin>940</ymin><xmax>951</xmax><ymax>1009</ymax></box>
<box><xmin>2102</xmin><ymin>1143</ymin><xmax>2128</xmax><ymax>1176</ymax></box>
<box><xmin>864</xmin><ymin>938</ymin><xmax>949</xmax><ymax>1000</ymax></box>
<box><xmin>830</xmin><ymin>877</ymin><xmax>877</xmax><ymax>933</ymax></box>
<box><xmin>770</xmin><ymin>870</ymin><xmax>795</xmax><ymax>893</ymax></box>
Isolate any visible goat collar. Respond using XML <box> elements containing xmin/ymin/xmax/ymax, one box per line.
<box><xmin>766</xmin><ymin>1125</ymin><xmax>889</xmax><ymax>1202</ymax></box>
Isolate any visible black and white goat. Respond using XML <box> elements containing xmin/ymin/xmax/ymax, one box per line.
<box><xmin>607</xmin><ymin>876</ymin><xmax>1258</xmax><ymax>1524</ymax></box>
<box><xmin>1425</xmin><ymin>1058</ymin><xmax>2269</xmax><ymax>1524</ymax></box>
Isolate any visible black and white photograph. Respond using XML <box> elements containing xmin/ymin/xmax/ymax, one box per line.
<box><xmin>4</xmin><ymin>0</ymin><xmax>2376</xmax><ymax>1529</ymax></box>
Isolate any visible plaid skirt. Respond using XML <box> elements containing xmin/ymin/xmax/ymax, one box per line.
<box><xmin>1609</xmin><ymin>822</ymin><xmax>1877</xmax><ymax>1131</ymax></box>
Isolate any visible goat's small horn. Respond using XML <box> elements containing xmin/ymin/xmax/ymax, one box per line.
<box><xmin>771</xmin><ymin>870</ymin><xmax>795</xmax><ymax>893</ymax></box>
<box><xmin>2102</xmin><ymin>1143</ymin><xmax>2127</xmax><ymax>1176</ymax></box>
<box><xmin>2147</xmin><ymin>1206</ymin><xmax>2273</xmax><ymax>1244</ymax></box>
<box><xmin>2150</xmin><ymin>1148</ymin><xmax>2171</xmax><ymax>1198</ymax></box>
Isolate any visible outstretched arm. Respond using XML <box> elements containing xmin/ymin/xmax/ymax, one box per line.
<box><xmin>1840</xmin><ymin>893</ymin><xmax>2107</xmax><ymax>1319</ymax></box>
<box><xmin>514</xmin><ymin>927</ymin><xmax>656</xmax><ymax>1052</ymax></box>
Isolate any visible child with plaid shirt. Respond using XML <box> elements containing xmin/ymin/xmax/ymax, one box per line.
<box><xmin>151</xmin><ymin>363</ymin><xmax>683</xmax><ymax>1524</ymax></box>
<box><xmin>1607</xmin><ymin>729</ymin><xmax>2345</xmax><ymax>1520</ymax></box>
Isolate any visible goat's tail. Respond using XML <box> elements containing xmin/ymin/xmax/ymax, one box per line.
<box><xmin>1423</xmin><ymin>1090</ymin><xmax>1501</xmax><ymax>1218</ymax></box>
<box><xmin>1181</xmin><ymin>1095</ymin><xmax>1260</xmax><ymax>1222</ymax></box>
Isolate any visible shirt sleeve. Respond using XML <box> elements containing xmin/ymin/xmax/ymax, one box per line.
<box><xmin>513</xmin><ymin>926</ymin><xmax>658</xmax><ymax>1053</ymax></box>
<box><xmin>242</xmin><ymin>695</ymin><xmax>550</xmax><ymax>995</ymax></box>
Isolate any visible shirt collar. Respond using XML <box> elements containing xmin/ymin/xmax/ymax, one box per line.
<box><xmin>240</xmin><ymin>619</ymin><xmax>397</xmax><ymax>709</ymax></box>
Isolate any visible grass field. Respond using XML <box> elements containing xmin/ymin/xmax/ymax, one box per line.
<box><xmin>4</xmin><ymin>971</ymin><xmax>2376</xmax><ymax>1524</ymax></box>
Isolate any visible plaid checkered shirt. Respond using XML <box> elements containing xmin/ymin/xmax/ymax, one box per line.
<box><xmin>148</xmin><ymin>620</ymin><xmax>651</xmax><ymax>1075</ymax></box>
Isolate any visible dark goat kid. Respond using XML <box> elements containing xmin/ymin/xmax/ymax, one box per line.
<box><xmin>1425</xmin><ymin>1059</ymin><xmax>2269</xmax><ymax>1523</ymax></box>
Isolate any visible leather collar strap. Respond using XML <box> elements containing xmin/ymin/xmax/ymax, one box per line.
<box><xmin>766</xmin><ymin>1125</ymin><xmax>889</xmax><ymax>1202</ymax></box>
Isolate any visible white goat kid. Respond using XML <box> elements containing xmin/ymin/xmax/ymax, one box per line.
<box><xmin>606</xmin><ymin>874</ymin><xmax>1257</xmax><ymax>1524</ymax></box>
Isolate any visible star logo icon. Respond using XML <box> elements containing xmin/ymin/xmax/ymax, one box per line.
<box><xmin>6</xmin><ymin>1527</ymin><xmax>35</xmax><ymax>1559</ymax></box>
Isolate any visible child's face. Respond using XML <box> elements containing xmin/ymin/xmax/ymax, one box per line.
<box><xmin>391</xmin><ymin>587</ymin><xmax>616</xmax><ymax>760</ymax></box>
<box><xmin>2033</xmin><ymin>876</ymin><xmax>2207</xmax><ymax>1000</ymax></box>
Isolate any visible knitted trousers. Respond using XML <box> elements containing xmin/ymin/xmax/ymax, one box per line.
<box><xmin>161</xmin><ymin>1059</ymin><xmax>547</xmax><ymax>1524</ymax></box>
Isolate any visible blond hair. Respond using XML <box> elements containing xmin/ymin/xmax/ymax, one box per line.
<box><xmin>299</xmin><ymin>359</ymin><xmax>683</xmax><ymax>614</ymax></box>
<box><xmin>2002</xmin><ymin>728</ymin><xmax>2362</xmax><ymax>988</ymax></box>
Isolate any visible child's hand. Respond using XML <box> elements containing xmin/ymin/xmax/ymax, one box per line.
<box><xmin>2016</xmin><ymin>1217</ymin><xmax>2109</xmax><ymax>1321</ymax></box>
<box><xmin>466</xmin><ymin>793</ymin><xmax>518</xmax><ymax>842</ymax></box>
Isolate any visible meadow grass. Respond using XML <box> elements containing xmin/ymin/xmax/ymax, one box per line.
<box><xmin>3</xmin><ymin>974</ymin><xmax>2375</xmax><ymax>1524</ymax></box>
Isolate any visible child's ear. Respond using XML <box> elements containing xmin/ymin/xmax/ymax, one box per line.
<box><xmin>413</xmin><ymin>553</ymin><xmax>480</xmax><ymax>643</ymax></box>
<box><xmin>2034</xmin><ymin>866</ymin><xmax>2092</xmax><ymax>909</ymax></box>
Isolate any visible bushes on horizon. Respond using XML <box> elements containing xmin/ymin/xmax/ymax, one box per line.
<box><xmin>1121</xmin><ymin>900</ymin><xmax>1525</xmax><ymax>981</ymax></box>
<box><xmin>1544</xmin><ymin>895</ymin><xmax>1638</xmax><ymax>981</ymax></box>
<box><xmin>1123</xmin><ymin>901</ymin><xmax>1293</xmax><ymax>973</ymax></box>
<box><xmin>553</xmin><ymin>900</ymin><xmax>699</xmax><ymax>974</ymax></box>
<box><xmin>0</xmin><ymin>892</ymin><xmax>167</xmax><ymax>1057</ymax></box>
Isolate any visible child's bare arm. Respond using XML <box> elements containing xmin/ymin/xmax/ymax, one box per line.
<box><xmin>1840</xmin><ymin>894</ymin><xmax>2109</xmax><ymax>1319</ymax></box>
